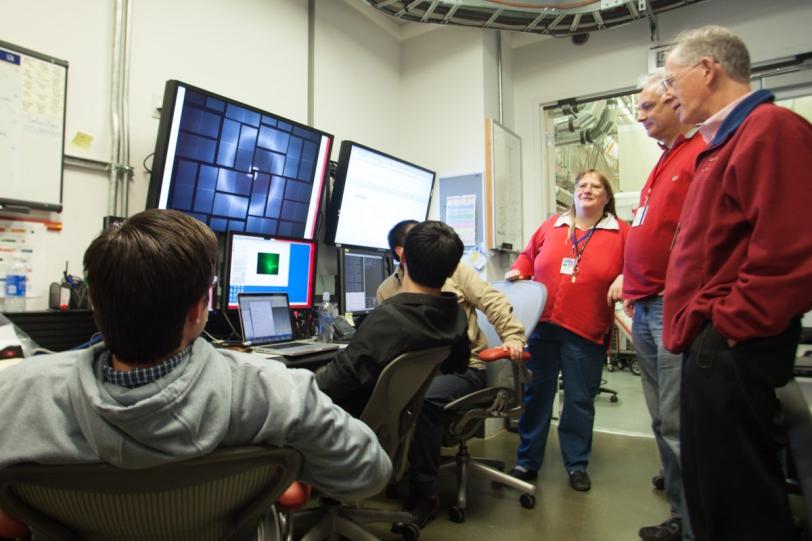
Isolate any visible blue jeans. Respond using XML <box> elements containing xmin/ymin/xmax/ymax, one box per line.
<box><xmin>632</xmin><ymin>296</ymin><xmax>692</xmax><ymax>538</ymax></box>
<box><xmin>516</xmin><ymin>322</ymin><xmax>605</xmax><ymax>473</ymax></box>
<box><xmin>408</xmin><ymin>368</ymin><xmax>486</xmax><ymax>497</ymax></box>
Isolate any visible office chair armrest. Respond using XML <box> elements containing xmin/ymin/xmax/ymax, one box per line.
<box><xmin>0</xmin><ymin>507</ymin><xmax>30</xmax><ymax>538</ymax></box>
<box><xmin>478</xmin><ymin>347</ymin><xmax>530</xmax><ymax>362</ymax></box>
<box><xmin>276</xmin><ymin>481</ymin><xmax>312</xmax><ymax>510</ymax></box>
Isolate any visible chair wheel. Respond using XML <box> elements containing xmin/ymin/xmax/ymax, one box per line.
<box><xmin>610</xmin><ymin>394</ymin><xmax>619</xmax><ymax>403</ymax></box>
<box><xmin>652</xmin><ymin>474</ymin><xmax>665</xmax><ymax>490</ymax></box>
<box><xmin>520</xmin><ymin>493</ymin><xmax>536</xmax><ymax>509</ymax></box>
<box><xmin>401</xmin><ymin>522</ymin><xmax>420</xmax><ymax>541</ymax></box>
<box><xmin>448</xmin><ymin>506</ymin><xmax>465</xmax><ymax>523</ymax></box>
<box><xmin>631</xmin><ymin>360</ymin><xmax>641</xmax><ymax>376</ymax></box>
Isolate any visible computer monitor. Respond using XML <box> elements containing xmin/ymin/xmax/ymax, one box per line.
<box><xmin>224</xmin><ymin>233</ymin><xmax>316</xmax><ymax>309</ymax></box>
<box><xmin>325</xmin><ymin>141</ymin><xmax>435</xmax><ymax>250</ymax></box>
<box><xmin>146</xmin><ymin>80</ymin><xmax>333</xmax><ymax>239</ymax></box>
<box><xmin>338</xmin><ymin>246</ymin><xmax>390</xmax><ymax>315</ymax></box>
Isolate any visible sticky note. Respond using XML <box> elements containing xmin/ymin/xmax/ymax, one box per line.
<box><xmin>70</xmin><ymin>132</ymin><xmax>94</xmax><ymax>149</ymax></box>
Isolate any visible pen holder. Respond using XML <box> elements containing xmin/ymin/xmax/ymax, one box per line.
<box><xmin>68</xmin><ymin>281</ymin><xmax>90</xmax><ymax>310</ymax></box>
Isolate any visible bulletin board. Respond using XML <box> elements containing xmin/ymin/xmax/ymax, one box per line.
<box><xmin>439</xmin><ymin>173</ymin><xmax>483</xmax><ymax>247</ymax></box>
<box><xmin>484</xmin><ymin>118</ymin><xmax>523</xmax><ymax>251</ymax></box>
<box><xmin>0</xmin><ymin>40</ymin><xmax>67</xmax><ymax>212</ymax></box>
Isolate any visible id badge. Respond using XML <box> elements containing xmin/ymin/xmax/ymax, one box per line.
<box><xmin>560</xmin><ymin>257</ymin><xmax>576</xmax><ymax>275</ymax></box>
<box><xmin>632</xmin><ymin>204</ymin><xmax>648</xmax><ymax>227</ymax></box>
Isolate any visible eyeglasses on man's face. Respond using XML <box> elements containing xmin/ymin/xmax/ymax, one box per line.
<box><xmin>661</xmin><ymin>61</ymin><xmax>702</xmax><ymax>91</ymax></box>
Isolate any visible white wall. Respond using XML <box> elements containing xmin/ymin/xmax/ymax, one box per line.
<box><xmin>2</xmin><ymin>0</ymin><xmax>312</xmax><ymax>308</ymax></box>
<box><xmin>313</xmin><ymin>0</ymin><xmax>400</xmax><ymax>160</ymax></box>
<box><xmin>127</xmin><ymin>0</ymin><xmax>310</xmax><ymax>216</ymax></box>
<box><xmin>512</xmin><ymin>0</ymin><xmax>812</xmax><ymax>243</ymax></box>
<box><xmin>400</xmin><ymin>26</ymin><xmax>489</xmax><ymax>188</ymax></box>
<box><xmin>1</xmin><ymin>0</ymin><xmax>114</xmax><ymax>307</ymax></box>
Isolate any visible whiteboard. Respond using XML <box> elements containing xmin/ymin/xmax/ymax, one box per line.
<box><xmin>0</xmin><ymin>40</ymin><xmax>67</xmax><ymax>212</ymax></box>
<box><xmin>485</xmin><ymin>118</ymin><xmax>523</xmax><ymax>251</ymax></box>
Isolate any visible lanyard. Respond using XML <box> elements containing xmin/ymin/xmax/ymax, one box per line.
<box><xmin>566</xmin><ymin>220</ymin><xmax>601</xmax><ymax>282</ymax></box>
<box><xmin>570</xmin><ymin>220</ymin><xmax>600</xmax><ymax>261</ymax></box>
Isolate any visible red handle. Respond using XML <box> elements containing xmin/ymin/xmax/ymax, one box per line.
<box><xmin>276</xmin><ymin>481</ymin><xmax>312</xmax><ymax>510</ymax></box>
<box><xmin>478</xmin><ymin>347</ymin><xmax>530</xmax><ymax>362</ymax></box>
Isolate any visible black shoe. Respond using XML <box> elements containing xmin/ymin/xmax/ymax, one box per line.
<box><xmin>568</xmin><ymin>470</ymin><xmax>591</xmax><ymax>492</ymax></box>
<box><xmin>402</xmin><ymin>494</ymin><xmax>439</xmax><ymax>529</ymax></box>
<box><xmin>509</xmin><ymin>467</ymin><xmax>538</xmax><ymax>482</ymax></box>
<box><xmin>639</xmin><ymin>517</ymin><xmax>681</xmax><ymax>540</ymax></box>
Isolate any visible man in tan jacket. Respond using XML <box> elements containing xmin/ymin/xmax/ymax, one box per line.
<box><xmin>377</xmin><ymin>219</ymin><xmax>526</xmax><ymax>527</ymax></box>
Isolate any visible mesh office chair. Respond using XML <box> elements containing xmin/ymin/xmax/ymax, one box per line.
<box><xmin>296</xmin><ymin>346</ymin><xmax>452</xmax><ymax>541</ymax></box>
<box><xmin>777</xmin><ymin>379</ymin><xmax>812</xmax><ymax>536</ymax></box>
<box><xmin>0</xmin><ymin>446</ymin><xmax>302</xmax><ymax>541</ymax></box>
<box><xmin>441</xmin><ymin>280</ymin><xmax>546</xmax><ymax>523</ymax></box>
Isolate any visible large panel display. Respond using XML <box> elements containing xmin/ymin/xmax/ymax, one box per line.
<box><xmin>325</xmin><ymin>141</ymin><xmax>435</xmax><ymax>250</ymax></box>
<box><xmin>147</xmin><ymin>80</ymin><xmax>333</xmax><ymax>239</ymax></box>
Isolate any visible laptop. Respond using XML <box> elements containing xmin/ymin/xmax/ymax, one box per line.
<box><xmin>237</xmin><ymin>293</ymin><xmax>340</xmax><ymax>357</ymax></box>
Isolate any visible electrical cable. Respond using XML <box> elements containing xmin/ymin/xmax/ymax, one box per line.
<box><xmin>69</xmin><ymin>332</ymin><xmax>105</xmax><ymax>351</ymax></box>
<box><xmin>143</xmin><ymin>152</ymin><xmax>154</xmax><ymax>175</ymax></box>
<box><xmin>221</xmin><ymin>310</ymin><xmax>242</xmax><ymax>342</ymax></box>
<box><xmin>202</xmin><ymin>329</ymin><xmax>226</xmax><ymax>345</ymax></box>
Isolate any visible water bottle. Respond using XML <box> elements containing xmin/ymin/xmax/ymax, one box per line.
<box><xmin>4</xmin><ymin>256</ymin><xmax>26</xmax><ymax>313</ymax></box>
<box><xmin>317</xmin><ymin>292</ymin><xmax>336</xmax><ymax>343</ymax></box>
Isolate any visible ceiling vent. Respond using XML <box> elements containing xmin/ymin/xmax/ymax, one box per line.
<box><xmin>363</xmin><ymin>0</ymin><xmax>702</xmax><ymax>38</ymax></box>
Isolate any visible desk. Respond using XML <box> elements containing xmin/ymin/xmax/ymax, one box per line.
<box><xmin>221</xmin><ymin>342</ymin><xmax>347</xmax><ymax>371</ymax></box>
<box><xmin>4</xmin><ymin>310</ymin><xmax>97</xmax><ymax>352</ymax></box>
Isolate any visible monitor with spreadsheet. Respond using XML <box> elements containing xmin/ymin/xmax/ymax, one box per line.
<box><xmin>325</xmin><ymin>141</ymin><xmax>435</xmax><ymax>250</ymax></box>
<box><xmin>224</xmin><ymin>232</ymin><xmax>316</xmax><ymax>309</ymax></box>
<box><xmin>146</xmin><ymin>80</ymin><xmax>333</xmax><ymax>239</ymax></box>
<box><xmin>338</xmin><ymin>246</ymin><xmax>390</xmax><ymax>315</ymax></box>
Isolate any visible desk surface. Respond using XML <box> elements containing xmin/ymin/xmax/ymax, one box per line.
<box><xmin>220</xmin><ymin>342</ymin><xmax>345</xmax><ymax>371</ymax></box>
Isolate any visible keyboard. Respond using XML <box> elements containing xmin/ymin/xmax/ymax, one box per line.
<box><xmin>254</xmin><ymin>341</ymin><xmax>309</xmax><ymax>353</ymax></box>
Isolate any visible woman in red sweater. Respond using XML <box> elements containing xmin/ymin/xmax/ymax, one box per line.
<box><xmin>506</xmin><ymin>169</ymin><xmax>628</xmax><ymax>491</ymax></box>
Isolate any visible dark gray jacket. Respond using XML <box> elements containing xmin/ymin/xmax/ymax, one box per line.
<box><xmin>0</xmin><ymin>339</ymin><xmax>391</xmax><ymax>500</ymax></box>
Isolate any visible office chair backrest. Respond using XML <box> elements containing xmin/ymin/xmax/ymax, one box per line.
<box><xmin>475</xmin><ymin>280</ymin><xmax>546</xmax><ymax>387</ymax></box>
<box><xmin>777</xmin><ymin>379</ymin><xmax>812</xmax><ymax>535</ymax></box>
<box><xmin>0</xmin><ymin>446</ymin><xmax>302</xmax><ymax>541</ymax></box>
<box><xmin>361</xmin><ymin>346</ymin><xmax>452</xmax><ymax>481</ymax></box>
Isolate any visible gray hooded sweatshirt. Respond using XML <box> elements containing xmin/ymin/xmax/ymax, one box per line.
<box><xmin>0</xmin><ymin>338</ymin><xmax>391</xmax><ymax>501</ymax></box>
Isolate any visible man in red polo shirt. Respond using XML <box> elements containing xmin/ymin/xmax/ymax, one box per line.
<box><xmin>662</xmin><ymin>25</ymin><xmax>812</xmax><ymax>540</ymax></box>
<box><xmin>623</xmin><ymin>70</ymin><xmax>705</xmax><ymax>541</ymax></box>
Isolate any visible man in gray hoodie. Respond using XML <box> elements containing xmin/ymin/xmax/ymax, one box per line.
<box><xmin>0</xmin><ymin>209</ymin><xmax>391</xmax><ymax>502</ymax></box>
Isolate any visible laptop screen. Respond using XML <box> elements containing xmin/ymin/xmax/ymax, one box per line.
<box><xmin>238</xmin><ymin>293</ymin><xmax>295</xmax><ymax>344</ymax></box>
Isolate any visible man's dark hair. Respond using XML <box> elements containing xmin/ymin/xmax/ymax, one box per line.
<box><xmin>387</xmin><ymin>219</ymin><xmax>419</xmax><ymax>262</ymax></box>
<box><xmin>402</xmin><ymin>221</ymin><xmax>463</xmax><ymax>288</ymax></box>
<box><xmin>83</xmin><ymin>209</ymin><xmax>218</xmax><ymax>364</ymax></box>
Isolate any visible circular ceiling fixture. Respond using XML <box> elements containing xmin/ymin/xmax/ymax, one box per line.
<box><xmin>363</xmin><ymin>0</ymin><xmax>702</xmax><ymax>38</ymax></box>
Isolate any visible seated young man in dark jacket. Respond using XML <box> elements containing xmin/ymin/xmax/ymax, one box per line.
<box><xmin>315</xmin><ymin>220</ymin><xmax>470</xmax><ymax>418</ymax></box>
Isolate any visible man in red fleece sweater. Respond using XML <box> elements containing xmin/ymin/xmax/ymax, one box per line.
<box><xmin>623</xmin><ymin>71</ymin><xmax>705</xmax><ymax>541</ymax></box>
<box><xmin>662</xmin><ymin>25</ymin><xmax>812</xmax><ymax>541</ymax></box>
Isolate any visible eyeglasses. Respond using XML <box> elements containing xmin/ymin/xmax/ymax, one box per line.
<box><xmin>576</xmin><ymin>182</ymin><xmax>604</xmax><ymax>192</ymax></box>
<box><xmin>661</xmin><ymin>61</ymin><xmax>702</xmax><ymax>91</ymax></box>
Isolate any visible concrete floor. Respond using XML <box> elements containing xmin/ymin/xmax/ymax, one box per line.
<box><xmin>295</xmin><ymin>368</ymin><xmax>673</xmax><ymax>540</ymax></box>
<box><xmin>330</xmin><ymin>427</ymin><xmax>670</xmax><ymax>541</ymax></box>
